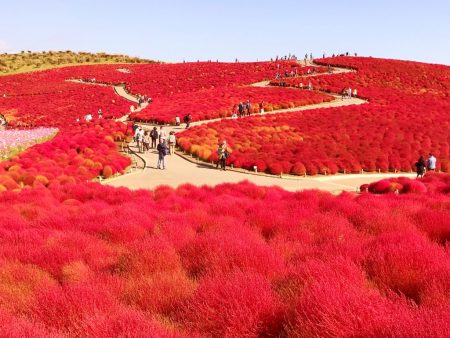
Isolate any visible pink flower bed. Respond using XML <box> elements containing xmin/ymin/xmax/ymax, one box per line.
<box><xmin>0</xmin><ymin>127</ymin><xmax>58</xmax><ymax>159</ymax></box>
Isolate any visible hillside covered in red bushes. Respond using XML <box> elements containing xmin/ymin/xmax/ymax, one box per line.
<box><xmin>177</xmin><ymin>57</ymin><xmax>450</xmax><ymax>176</ymax></box>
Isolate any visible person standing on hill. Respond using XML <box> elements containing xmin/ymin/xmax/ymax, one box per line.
<box><xmin>175</xmin><ymin>115</ymin><xmax>180</xmax><ymax>126</ymax></box>
<box><xmin>216</xmin><ymin>141</ymin><xmax>229</xmax><ymax>170</ymax></box>
<box><xmin>159</xmin><ymin>126</ymin><xmax>166</xmax><ymax>142</ymax></box>
<box><xmin>142</xmin><ymin>130</ymin><xmax>151</xmax><ymax>152</ymax></box>
<box><xmin>157</xmin><ymin>139</ymin><xmax>169</xmax><ymax>169</ymax></box>
<box><xmin>135</xmin><ymin>127</ymin><xmax>144</xmax><ymax>153</ymax></box>
<box><xmin>150</xmin><ymin>127</ymin><xmax>158</xmax><ymax>148</ymax></box>
<box><xmin>238</xmin><ymin>102</ymin><xmax>245</xmax><ymax>118</ymax></box>
<box><xmin>246</xmin><ymin>100</ymin><xmax>252</xmax><ymax>116</ymax></box>
<box><xmin>168</xmin><ymin>131</ymin><xmax>176</xmax><ymax>155</ymax></box>
<box><xmin>427</xmin><ymin>153</ymin><xmax>437</xmax><ymax>171</ymax></box>
<box><xmin>184</xmin><ymin>113</ymin><xmax>191</xmax><ymax>128</ymax></box>
<box><xmin>415</xmin><ymin>155</ymin><xmax>426</xmax><ymax>178</ymax></box>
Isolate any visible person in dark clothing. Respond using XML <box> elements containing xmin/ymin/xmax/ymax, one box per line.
<box><xmin>132</xmin><ymin>123</ymin><xmax>139</xmax><ymax>141</ymax></box>
<box><xmin>184</xmin><ymin>113</ymin><xmax>191</xmax><ymax>128</ymax></box>
<box><xmin>246</xmin><ymin>100</ymin><xmax>251</xmax><ymax>116</ymax></box>
<box><xmin>150</xmin><ymin>127</ymin><xmax>159</xmax><ymax>148</ymax></box>
<box><xmin>238</xmin><ymin>102</ymin><xmax>244</xmax><ymax>117</ymax></box>
<box><xmin>415</xmin><ymin>155</ymin><xmax>426</xmax><ymax>178</ymax></box>
<box><xmin>156</xmin><ymin>139</ymin><xmax>169</xmax><ymax>169</ymax></box>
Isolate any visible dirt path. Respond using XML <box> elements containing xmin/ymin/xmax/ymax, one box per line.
<box><xmin>66</xmin><ymin>79</ymin><xmax>148</xmax><ymax>121</ymax></box>
<box><xmin>106</xmin><ymin>142</ymin><xmax>415</xmax><ymax>193</ymax></box>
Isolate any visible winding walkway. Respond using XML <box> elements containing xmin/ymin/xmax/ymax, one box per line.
<box><xmin>99</xmin><ymin>62</ymin><xmax>415</xmax><ymax>193</ymax></box>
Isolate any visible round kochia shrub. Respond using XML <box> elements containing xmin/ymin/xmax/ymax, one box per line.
<box><xmin>102</xmin><ymin>165</ymin><xmax>113</xmax><ymax>179</ymax></box>
<box><xmin>179</xmin><ymin>272</ymin><xmax>283</xmax><ymax>337</ymax></box>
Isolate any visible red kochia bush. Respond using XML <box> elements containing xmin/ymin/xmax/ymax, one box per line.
<box><xmin>180</xmin><ymin>272</ymin><xmax>283</xmax><ymax>337</ymax></box>
<box><xmin>364</xmin><ymin>173</ymin><xmax>450</xmax><ymax>195</ymax></box>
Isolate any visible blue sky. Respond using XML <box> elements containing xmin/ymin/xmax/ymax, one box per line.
<box><xmin>1</xmin><ymin>0</ymin><xmax>449</xmax><ymax>65</ymax></box>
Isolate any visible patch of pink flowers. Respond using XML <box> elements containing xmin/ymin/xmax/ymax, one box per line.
<box><xmin>0</xmin><ymin>127</ymin><xmax>58</xmax><ymax>159</ymax></box>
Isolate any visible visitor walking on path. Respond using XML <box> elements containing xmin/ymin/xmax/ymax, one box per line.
<box><xmin>238</xmin><ymin>102</ymin><xmax>245</xmax><ymax>118</ymax></box>
<box><xmin>184</xmin><ymin>113</ymin><xmax>191</xmax><ymax>128</ymax></box>
<box><xmin>135</xmin><ymin>127</ymin><xmax>144</xmax><ymax>153</ymax></box>
<box><xmin>131</xmin><ymin>122</ymin><xmax>139</xmax><ymax>142</ymax></box>
<box><xmin>142</xmin><ymin>130</ymin><xmax>151</xmax><ymax>152</ymax></box>
<box><xmin>175</xmin><ymin>115</ymin><xmax>180</xmax><ymax>126</ymax></box>
<box><xmin>150</xmin><ymin>127</ymin><xmax>158</xmax><ymax>148</ymax></box>
<box><xmin>216</xmin><ymin>141</ymin><xmax>229</xmax><ymax>170</ymax></box>
<box><xmin>353</xmin><ymin>88</ymin><xmax>358</xmax><ymax>97</ymax></box>
<box><xmin>246</xmin><ymin>100</ymin><xmax>252</xmax><ymax>116</ymax></box>
<box><xmin>168</xmin><ymin>131</ymin><xmax>176</xmax><ymax>155</ymax></box>
<box><xmin>348</xmin><ymin>88</ymin><xmax>352</xmax><ymax>98</ymax></box>
<box><xmin>427</xmin><ymin>153</ymin><xmax>437</xmax><ymax>171</ymax></box>
<box><xmin>415</xmin><ymin>155</ymin><xmax>426</xmax><ymax>178</ymax></box>
<box><xmin>159</xmin><ymin>126</ymin><xmax>166</xmax><ymax>142</ymax></box>
<box><xmin>157</xmin><ymin>139</ymin><xmax>169</xmax><ymax>169</ymax></box>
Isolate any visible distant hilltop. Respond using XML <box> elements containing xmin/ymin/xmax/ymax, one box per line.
<box><xmin>0</xmin><ymin>50</ymin><xmax>159</xmax><ymax>75</ymax></box>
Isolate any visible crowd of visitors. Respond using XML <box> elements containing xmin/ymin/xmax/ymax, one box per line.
<box><xmin>131</xmin><ymin>123</ymin><xmax>176</xmax><ymax>170</ymax></box>
<box><xmin>341</xmin><ymin>88</ymin><xmax>358</xmax><ymax>99</ymax></box>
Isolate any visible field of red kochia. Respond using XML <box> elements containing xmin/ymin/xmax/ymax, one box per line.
<box><xmin>130</xmin><ymin>86</ymin><xmax>333</xmax><ymax>124</ymax></box>
<box><xmin>0</xmin><ymin>180</ymin><xmax>449</xmax><ymax>337</ymax></box>
<box><xmin>177</xmin><ymin>57</ymin><xmax>450</xmax><ymax>176</ymax></box>
<box><xmin>0</xmin><ymin>61</ymin><xmax>290</xmax><ymax>190</ymax></box>
<box><xmin>0</xmin><ymin>57</ymin><xmax>449</xmax><ymax>336</ymax></box>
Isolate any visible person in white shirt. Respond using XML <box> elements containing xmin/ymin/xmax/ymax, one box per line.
<box><xmin>353</xmin><ymin>89</ymin><xmax>358</xmax><ymax>97</ymax></box>
<box><xmin>168</xmin><ymin>131</ymin><xmax>176</xmax><ymax>155</ymax></box>
<box><xmin>175</xmin><ymin>115</ymin><xmax>180</xmax><ymax>126</ymax></box>
<box><xmin>427</xmin><ymin>153</ymin><xmax>437</xmax><ymax>171</ymax></box>
<box><xmin>159</xmin><ymin>126</ymin><xmax>166</xmax><ymax>142</ymax></box>
<box><xmin>135</xmin><ymin>127</ymin><xmax>144</xmax><ymax>152</ymax></box>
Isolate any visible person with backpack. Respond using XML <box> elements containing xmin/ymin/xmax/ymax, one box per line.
<box><xmin>150</xmin><ymin>127</ymin><xmax>158</xmax><ymax>148</ymax></box>
<box><xmin>216</xmin><ymin>140</ymin><xmax>229</xmax><ymax>170</ymax></box>
<box><xmin>157</xmin><ymin>139</ymin><xmax>169</xmax><ymax>169</ymax></box>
